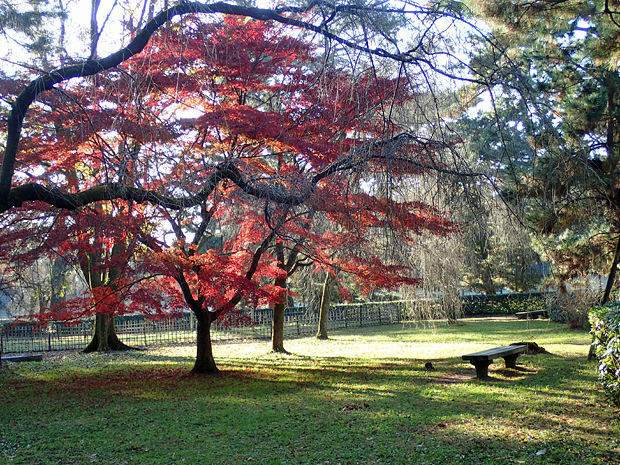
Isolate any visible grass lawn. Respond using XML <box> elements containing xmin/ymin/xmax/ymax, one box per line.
<box><xmin>1</xmin><ymin>317</ymin><xmax>618</xmax><ymax>464</ymax></box>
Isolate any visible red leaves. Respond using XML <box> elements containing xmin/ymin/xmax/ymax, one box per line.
<box><xmin>195</xmin><ymin>105</ymin><xmax>288</xmax><ymax>145</ymax></box>
<box><xmin>334</xmin><ymin>255</ymin><xmax>422</xmax><ymax>296</ymax></box>
<box><xmin>0</xmin><ymin>16</ymin><xmax>457</xmax><ymax>329</ymax></box>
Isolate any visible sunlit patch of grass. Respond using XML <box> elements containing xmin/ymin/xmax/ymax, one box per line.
<box><xmin>1</xmin><ymin>317</ymin><xmax>618</xmax><ymax>464</ymax></box>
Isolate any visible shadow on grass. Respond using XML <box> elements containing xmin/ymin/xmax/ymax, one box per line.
<box><xmin>1</xmin><ymin>345</ymin><xmax>616</xmax><ymax>465</ymax></box>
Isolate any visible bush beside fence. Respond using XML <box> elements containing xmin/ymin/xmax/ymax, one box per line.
<box><xmin>590</xmin><ymin>302</ymin><xmax>620</xmax><ymax>407</ymax></box>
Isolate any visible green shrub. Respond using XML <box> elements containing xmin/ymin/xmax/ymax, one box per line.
<box><xmin>590</xmin><ymin>303</ymin><xmax>620</xmax><ymax>407</ymax></box>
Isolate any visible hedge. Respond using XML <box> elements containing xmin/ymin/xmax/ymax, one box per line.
<box><xmin>590</xmin><ymin>303</ymin><xmax>620</xmax><ymax>407</ymax></box>
<box><xmin>462</xmin><ymin>292</ymin><xmax>547</xmax><ymax>316</ymax></box>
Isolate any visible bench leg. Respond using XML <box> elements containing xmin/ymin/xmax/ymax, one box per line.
<box><xmin>503</xmin><ymin>354</ymin><xmax>520</xmax><ymax>369</ymax></box>
<box><xmin>472</xmin><ymin>361</ymin><xmax>492</xmax><ymax>379</ymax></box>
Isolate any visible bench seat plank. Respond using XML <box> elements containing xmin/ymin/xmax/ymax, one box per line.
<box><xmin>515</xmin><ymin>310</ymin><xmax>548</xmax><ymax>320</ymax></box>
<box><xmin>462</xmin><ymin>345</ymin><xmax>527</xmax><ymax>379</ymax></box>
<box><xmin>462</xmin><ymin>345</ymin><xmax>527</xmax><ymax>361</ymax></box>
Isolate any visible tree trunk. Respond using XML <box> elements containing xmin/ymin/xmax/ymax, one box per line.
<box><xmin>271</xmin><ymin>239</ymin><xmax>291</xmax><ymax>353</ymax></box>
<box><xmin>316</xmin><ymin>273</ymin><xmax>332</xmax><ymax>340</ymax></box>
<box><xmin>83</xmin><ymin>314</ymin><xmax>134</xmax><ymax>353</ymax></box>
<box><xmin>603</xmin><ymin>74</ymin><xmax>619</xmax><ymax>305</ymax></box>
<box><xmin>272</xmin><ymin>276</ymin><xmax>288</xmax><ymax>353</ymax></box>
<box><xmin>446</xmin><ymin>305</ymin><xmax>459</xmax><ymax>326</ymax></box>
<box><xmin>271</xmin><ymin>279</ymin><xmax>288</xmax><ymax>354</ymax></box>
<box><xmin>592</xmin><ymin>77</ymin><xmax>620</xmax><ymax>360</ymax></box>
<box><xmin>80</xmin><ymin>242</ymin><xmax>134</xmax><ymax>353</ymax></box>
<box><xmin>602</xmin><ymin>233</ymin><xmax>620</xmax><ymax>305</ymax></box>
<box><xmin>191</xmin><ymin>311</ymin><xmax>219</xmax><ymax>375</ymax></box>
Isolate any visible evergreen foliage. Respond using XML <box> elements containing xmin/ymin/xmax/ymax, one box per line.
<box><xmin>462</xmin><ymin>292</ymin><xmax>547</xmax><ymax>316</ymax></box>
<box><xmin>590</xmin><ymin>302</ymin><xmax>620</xmax><ymax>406</ymax></box>
<box><xmin>463</xmin><ymin>0</ymin><xmax>620</xmax><ymax>298</ymax></box>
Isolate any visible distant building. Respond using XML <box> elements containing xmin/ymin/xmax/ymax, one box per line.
<box><xmin>0</xmin><ymin>288</ymin><xmax>13</xmax><ymax>320</ymax></box>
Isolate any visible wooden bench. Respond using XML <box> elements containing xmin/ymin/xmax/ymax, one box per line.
<box><xmin>515</xmin><ymin>310</ymin><xmax>548</xmax><ymax>320</ymax></box>
<box><xmin>462</xmin><ymin>345</ymin><xmax>527</xmax><ymax>379</ymax></box>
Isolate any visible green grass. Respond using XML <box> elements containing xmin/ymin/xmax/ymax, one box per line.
<box><xmin>1</xmin><ymin>317</ymin><xmax>618</xmax><ymax>464</ymax></box>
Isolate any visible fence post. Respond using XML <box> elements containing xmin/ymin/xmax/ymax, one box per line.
<box><xmin>48</xmin><ymin>324</ymin><xmax>52</xmax><ymax>351</ymax></box>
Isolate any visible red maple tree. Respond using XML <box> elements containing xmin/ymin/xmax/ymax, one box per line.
<box><xmin>135</xmin><ymin>17</ymin><xmax>456</xmax><ymax>367</ymax></box>
<box><xmin>0</xmin><ymin>16</ymin><xmax>456</xmax><ymax>374</ymax></box>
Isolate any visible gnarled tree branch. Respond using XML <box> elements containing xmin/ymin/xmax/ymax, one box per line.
<box><xmin>0</xmin><ymin>1</ymin><xmax>492</xmax><ymax>213</ymax></box>
<box><xmin>1</xmin><ymin>130</ymin><xmax>486</xmax><ymax>214</ymax></box>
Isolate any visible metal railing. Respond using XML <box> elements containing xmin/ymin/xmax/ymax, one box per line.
<box><xmin>0</xmin><ymin>301</ymin><xmax>406</xmax><ymax>354</ymax></box>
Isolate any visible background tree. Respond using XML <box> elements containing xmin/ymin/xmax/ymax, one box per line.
<box><xmin>464</xmin><ymin>0</ymin><xmax>620</xmax><ymax>301</ymax></box>
<box><xmin>455</xmin><ymin>104</ymin><xmax>544</xmax><ymax>293</ymax></box>
<box><xmin>0</xmin><ymin>0</ymin><xmax>65</xmax><ymax>65</ymax></box>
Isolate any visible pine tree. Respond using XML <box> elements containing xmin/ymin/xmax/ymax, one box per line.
<box><xmin>465</xmin><ymin>0</ymin><xmax>620</xmax><ymax>300</ymax></box>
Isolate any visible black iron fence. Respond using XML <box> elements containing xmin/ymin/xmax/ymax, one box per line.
<box><xmin>1</xmin><ymin>293</ymin><xmax>552</xmax><ymax>355</ymax></box>
<box><xmin>1</xmin><ymin>301</ymin><xmax>407</xmax><ymax>355</ymax></box>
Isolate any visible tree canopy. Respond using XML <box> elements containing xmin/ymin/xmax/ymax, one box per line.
<box><xmin>0</xmin><ymin>1</ymin><xmax>475</xmax><ymax>373</ymax></box>
<box><xmin>0</xmin><ymin>0</ymin><xmax>488</xmax><ymax>214</ymax></box>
